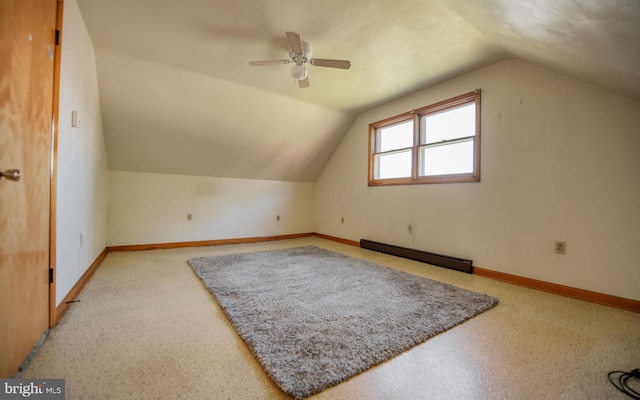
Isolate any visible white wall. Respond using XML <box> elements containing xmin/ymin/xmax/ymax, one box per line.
<box><xmin>314</xmin><ymin>59</ymin><xmax>640</xmax><ymax>301</ymax></box>
<box><xmin>107</xmin><ymin>171</ymin><xmax>314</xmax><ymax>246</ymax></box>
<box><xmin>56</xmin><ymin>0</ymin><xmax>108</xmax><ymax>305</ymax></box>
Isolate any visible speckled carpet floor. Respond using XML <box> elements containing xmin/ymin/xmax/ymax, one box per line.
<box><xmin>19</xmin><ymin>238</ymin><xmax>640</xmax><ymax>399</ymax></box>
<box><xmin>189</xmin><ymin>246</ymin><xmax>498</xmax><ymax>399</ymax></box>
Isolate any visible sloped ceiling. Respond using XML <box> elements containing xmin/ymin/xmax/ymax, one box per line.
<box><xmin>76</xmin><ymin>0</ymin><xmax>640</xmax><ymax>182</ymax></box>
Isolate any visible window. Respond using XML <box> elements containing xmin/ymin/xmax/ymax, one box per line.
<box><xmin>368</xmin><ymin>90</ymin><xmax>481</xmax><ymax>186</ymax></box>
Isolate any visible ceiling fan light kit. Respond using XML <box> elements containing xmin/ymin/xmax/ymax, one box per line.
<box><xmin>291</xmin><ymin>64</ymin><xmax>308</xmax><ymax>80</ymax></box>
<box><xmin>249</xmin><ymin>31</ymin><xmax>351</xmax><ymax>88</ymax></box>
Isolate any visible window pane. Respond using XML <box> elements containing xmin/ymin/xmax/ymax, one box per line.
<box><xmin>377</xmin><ymin>120</ymin><xmax>413</xmax><ymax>152</ymax></box>
<box><xmin>419</xmin><ymin>140</ymin><xmax>473</xmax><ymax>176</ymax></box>
<box><xmin>422</xmin><ymin>102</ymin><xmax>475</xmax><ymax>144</ymax></box>
<box><xmin>375</xmin><ymin>150</ymin><xmax>412</xmax><ymax>179</ymax></box>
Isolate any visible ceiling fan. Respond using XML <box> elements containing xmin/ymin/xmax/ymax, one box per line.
<box><xmin>249</xmin><ymin>31</ymin><xmax>351</xmax><ymax>88</ymax></box>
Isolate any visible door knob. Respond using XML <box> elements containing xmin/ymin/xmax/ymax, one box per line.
<box><xmin>0</xmin><ymin>169</ymin><xmax>21</xmax><ymax>181</ymax></box>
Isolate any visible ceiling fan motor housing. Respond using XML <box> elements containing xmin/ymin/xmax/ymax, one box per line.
<box><xmin>289</xmin><ymin>42</ymin><xmax>312</xmax><ymax>64</ymax></box>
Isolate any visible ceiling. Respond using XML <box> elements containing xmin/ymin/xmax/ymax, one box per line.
<box><xmin>76</xmin><ymin>0</ymin><xmax>640</xmax><ymax>182</ymax></box>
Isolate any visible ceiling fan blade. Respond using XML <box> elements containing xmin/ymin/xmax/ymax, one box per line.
<box><xmin>310</xmin><ymin>58</ymin><xmax>351</xmax><ymax>69</ymax></box>
<box><xmin>249</xmin><ymin>60</ymin><xmax>291</xmax><ymax>66</ymax></box>
<box><xmin>286</xmin><ymin>31</ymin><xmax>304</xmax><ymax>55</ymax></box>
<box><xmin>298</xmin><ymin>77</ymin><xmax>310</xmax><ymax>88</ymax></box>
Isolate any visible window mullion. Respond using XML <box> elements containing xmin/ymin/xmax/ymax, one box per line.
<box><xmin>412</xmin><ymin>113</ymin><xmax>419</xmax><ymax>180</ymax></box>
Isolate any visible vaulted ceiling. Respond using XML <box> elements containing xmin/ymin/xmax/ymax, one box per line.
<box><xmin>77</xmin><ymin>0</ymin><xmax>640</xmax><ymax>182</ymax></box>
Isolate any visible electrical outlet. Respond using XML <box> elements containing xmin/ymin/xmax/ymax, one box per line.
<box><xmin>408</xmin><ymin>224</ymin><xmax>414</xmax><ymax>234</ymax></box>
<box><xmin>555</xmin><ymin>241</ymin><xmax>566</xmax><ymax>254</ymax></box>
<box><xmin>187</xmin><ymin>213</ymin><xmax>192</xmax><ymax>221</ymax></box>
<box><xmin>277</xmin><ymin>215</ymin><xmax>280</xmax><ymax>221</ymax></box>
<box><xmin>341</xmin><ymin>217</ymin><xmax>344</xmax><ymax>224</ymax></box>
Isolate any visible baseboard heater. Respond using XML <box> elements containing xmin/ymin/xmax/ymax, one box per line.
<box><xmin>360</xmin><ymin>239</ymin><xmax>473</xmax><ymax>274</ymax></box>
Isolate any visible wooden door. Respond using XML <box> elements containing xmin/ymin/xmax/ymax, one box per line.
<box><xmin>0</xmin><ymin>0</ymin><xmax>58</xmax><ymax>378</ymax></box>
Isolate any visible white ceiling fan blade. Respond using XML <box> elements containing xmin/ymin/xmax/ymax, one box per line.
<box><xmin>286</xmin><ymin>31</ymin><xmax>304</xmax><ymax>55</ymax></box>
<box><xmin>249</xmin><ymin>60</ymin><xmax>291</xmax><ymax>66</ymax></box>
<box><xmin>310</xmin><ymin>58</ymin><xmax>351</xmax><ymax>69</ymax></box>
<box><xmin>298</xmin><ymin>77</ymin><xmax>310</xmax><ymax>88</ymax></box>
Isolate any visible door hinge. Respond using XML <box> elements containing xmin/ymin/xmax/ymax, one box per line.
<box><xmin>55</xmin><ymin>30</ymin><xmax>60</xmax><ymax>46</ymax></box>
<box><xmin>49</xmin><ymin>268</ymin><xmax>54</xmax><ymax>284</ymax></box>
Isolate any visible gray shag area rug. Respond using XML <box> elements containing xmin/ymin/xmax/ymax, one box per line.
<box><xmin>188</xmin><ymin>246</ymin><xmax>498</xmax><ymax>399</ymax></box>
